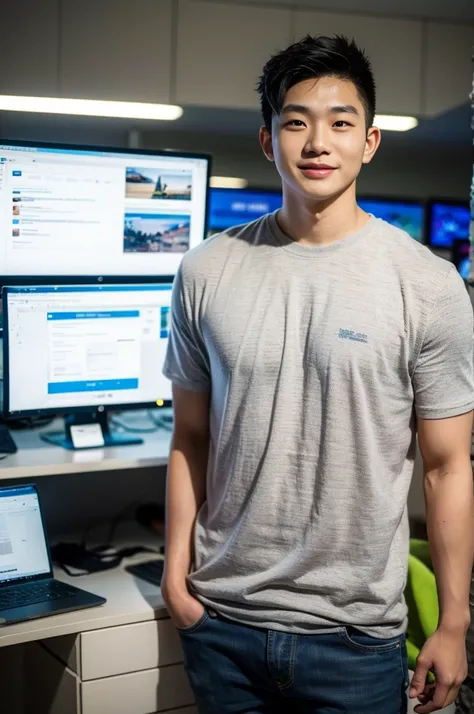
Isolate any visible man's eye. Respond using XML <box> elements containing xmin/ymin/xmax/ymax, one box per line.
<box><xmin>334</xmin><ymin>120</ymin><xmax>351</xmax><ymax>128</ymax></box>
<box><xmin>286</xmin><ymin>120</ymin><xmax>305</xmax><ymax>127</ymax></box>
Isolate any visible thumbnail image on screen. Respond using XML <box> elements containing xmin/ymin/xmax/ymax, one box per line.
<box><xmin>124</xmin><ymin>213</ymin><xmax>191</xmax><ymax>253</ymax></box>
<box><xmin>125</xmin><ymin>167</ymin><xmax>192</xmax><ymax>201</ymax></box>
<box><xmin>429</xmin><ymin>202</ymin><xmax>470</xmax><ymax>249</ymax></box>
<box><xmin>358</xmin><ymin>199</ymin><xmax>424</xmax><ymax>242</ymax></box>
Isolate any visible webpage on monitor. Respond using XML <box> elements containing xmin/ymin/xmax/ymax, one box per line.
<box><xmin>0</xmin><ymin>144</ymin><xmax>208</xmax><ymax>276</ymax></box>
<box><xmin>6</xmin><ymin>285</ymin><xmax>173</xmax><ymax>414</ymax></box>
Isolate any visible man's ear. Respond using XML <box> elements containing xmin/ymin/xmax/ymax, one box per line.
<box><xmin>259</xmin><ymin>126</ymin><xmax>274</xmax><ymax>162</ymax></box>
<box><xmin>362</xmin><ymin>125</ymin><xmax>381</xmax><ymax>165</ymax></box>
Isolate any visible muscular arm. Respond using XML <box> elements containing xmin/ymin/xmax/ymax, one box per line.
<box><xmin>418</xmin><ymin>411</ymin><xmax>474</xmax><ymax>632</ymax></box>
<box><xmin>162</xmin><ymin>385</ymin><xmax>210</xmax><ymax>603</ymax></box>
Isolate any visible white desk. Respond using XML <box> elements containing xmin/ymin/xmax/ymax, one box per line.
<box><xmin>0</xmin><ymin>556</ymin><xmax>168</xmax><ymax>649</ymax></box>
<box><xmin>0</xmin><ymin>417</ymin><xmax>172</xmax><ymax>481</ymax></box>
<box><xmin>1</xmin><ymin>553</ymin><xmax>196</xmax><ymax>714</ymax></box>
<box><xmin>0</xmin><ymin>421</ymin><xmax>195</xmax><ymax>714</ymax></box>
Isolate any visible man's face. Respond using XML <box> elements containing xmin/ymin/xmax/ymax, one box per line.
<box><xmin>260</xmin><ymin>76</ymin><xmax>380</xmax><ymax>202</ymax></box>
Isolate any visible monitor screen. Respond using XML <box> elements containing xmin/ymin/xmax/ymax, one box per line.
<box><xmin>358</xmin><ymin>198</ymin><xmax>424</xmax><ymax>242</ymax></box>
<box><xmin>0</xmin><ymin>485</ymin><xmax>51</xmax><ymax>584</ymax></box>
<box><xmin>3</xmin><ymin>284</ymin><xmax>173</xmax><ymax>416</ymax></box>
<box><xmin>428</xmin><ymin>202</ymin><xmax>470</xmax><ymax>249</ymax></box>
<box><xmin>0</xmin><ymin>141</ymin><xmax>210</xmax><ymax>277</ymax></box>
<box><xmin>451</xmin><ymin>239</ymin><xmax>471</xmax><ymax>280</ymax></box>
<box><xmin>208</xmin><ymin>187</ymin><xmax>282</xmax><ymax>233</ymax></box>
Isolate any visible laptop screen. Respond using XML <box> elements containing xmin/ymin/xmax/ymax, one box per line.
<box><xmin>0</xmin><ymin>486</ymin><xmax>51</xmax><ymax>584</ymax></box>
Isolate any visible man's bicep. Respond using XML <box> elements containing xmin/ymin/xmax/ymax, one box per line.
<box><xmin>172</xmin><ymin>384</ymin><xmax>210</xmax><ymax>442</ymax></box>
<box><xmin>417</xmin><ymin>412</ymin><xmax>473</xmax><ymax>472</ymax></box>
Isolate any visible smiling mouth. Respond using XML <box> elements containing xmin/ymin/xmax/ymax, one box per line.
<box><xmin>299</xmin><ymin>165</ymin><xmax>336</xmax><ymax>178</ymax></box>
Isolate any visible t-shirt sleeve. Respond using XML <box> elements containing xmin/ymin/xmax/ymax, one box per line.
<box><xmin>162</xmin><ymin>264</ymin><xmax>211</xmax><ymax>392</ymax></box>
<box><xmin>413</xmin><ymin>266</ymin><xmax>474</xmax><ymax>419</ymax></box>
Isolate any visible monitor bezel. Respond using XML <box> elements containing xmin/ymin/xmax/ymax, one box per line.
<box><xmin>2</xmin><ymin>282</ymin><xmax>174</xmax><ymax>418</ymax></box>
<box><xmin>0</xmin><ymin>138</ymin><xmax>212</xmax><ymax>282</ymax></box>
<box><xmin>425</xmin><ymin>198</ymin><xmax>470</xmax><ymax>249</ymax></box>
<box><xmin>0</xmin><ymin>483</ymin><xmax>54</xmax><ymax>588</ymax></box>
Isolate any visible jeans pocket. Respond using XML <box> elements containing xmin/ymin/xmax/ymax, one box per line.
<box><xmin>339</xmin><ymin>627</ymin><xmax>404</xmax><ymax>653</ymax></box>
<box><xmin>176</xmin><ymin>610</ymin><xmax>210</xmax><ymax>634</ymax></box>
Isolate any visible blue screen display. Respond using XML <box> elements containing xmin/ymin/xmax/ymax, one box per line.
<box><xmin>358</xmin><ymin>199</ymin><xmax>424</xmax><ymax>241</ymax></box>
<box><xmin>209</xmin><ymin>189</ymin><xmax>425</xmax><ymax>241</ymax></box>
<box><xmin>429</xmin><ymin>203</ymin><xmax>470</xmax><ymax>248</ymax></box>
<box><xmin>209</xmin><ymin>188</ymin><xmax>282</xmax><ymax>231</ymax></box>
<box><xmin>452</xmin><ymin>239</ymin><xmax>471</xmax><ymax>280</ymax></box>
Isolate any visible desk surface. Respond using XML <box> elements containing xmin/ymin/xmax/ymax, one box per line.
<box><xmin>0</xmin><ymin>552</ymin><xmax>169</xmax><ymax>648</ymax></box>
<box><xmin>0</xmin><ymin>417</ymin><xmax>172</xmax><ymax>480</ymax></box>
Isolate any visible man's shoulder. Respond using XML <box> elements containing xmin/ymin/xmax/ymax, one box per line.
<box><xmin>180</xmin><ymin>215</ymin><xmax>270</xmax><ymax>281</ymax></box>
<box><xmin>371</xmin><ymin>218</ymin><xmax>453</xmax><ymax>291</ymax></box>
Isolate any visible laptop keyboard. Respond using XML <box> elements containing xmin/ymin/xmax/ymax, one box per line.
<box><xmin>0</xmin><ymin>581</ymin><xmax>77</xmax><ymax>611</ymax></box>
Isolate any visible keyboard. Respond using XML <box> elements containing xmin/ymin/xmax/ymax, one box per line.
<box><xmin>126</xmin><ymin>559</ymin><xmax>164</xmax><ymax>587</ymax></box>
<box><xmin>0</xmin><ymin>580</ymin><xmax>77</xmax><ymax>610</ymax></box>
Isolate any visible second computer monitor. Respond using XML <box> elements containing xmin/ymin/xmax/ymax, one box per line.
<box><xmin>3</xmin><ymin>283</ymin><xmax>173</xmax><ymax>418</ymax></box>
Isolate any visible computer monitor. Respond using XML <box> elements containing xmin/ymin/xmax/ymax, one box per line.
<box><xmin>0</xmin><ymin>140</ymin><xmax>211</xmax><ymax>278</ymax></box>
<box><xmin>357</xmin><ymin>198</ymin><xmax>424</xmax><ymax>242</ymax></box>
<box><xmin>208</xmin><ymin>187</ymin><xmax>282</xmax><ymax>234</ymax></box>
<box><xmin>427</xmin><ymin>201</ymin><xmax>470</xmax><ymax>249</ymax></box>
<box><xmin>451</xmin><ymin>239</ymin><xmax>471</xmax><ymax>280</ymax></box>
<box><xmin>3</xmin><ymin>283</ymin><xmax>173</xmax><ymax>450</ymax></box>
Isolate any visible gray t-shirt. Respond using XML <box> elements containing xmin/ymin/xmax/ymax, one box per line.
<box><xmin>163</xmin><ymin>212</ymin><xmax>474</xmax><ymax>638</ymax></box>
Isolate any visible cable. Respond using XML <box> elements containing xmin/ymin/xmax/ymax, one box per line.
<box><xmin>110</xmin><ymin>409</ymin><xmax>174</xmax><ymax>434</ymax></box>
<box><xmin>52</xmin><ymin>500</ymin><xmax>162</xmax><ymax>576</ymax></box>
<box><xmin>109</xmin><ymin>415</ymin><xmax>160</xmax><ymax>434</ymax></box>
<box><xmin>148</xmin><ymin>410</ymin><xmax>174</xmax><ymax>432</ymax></box>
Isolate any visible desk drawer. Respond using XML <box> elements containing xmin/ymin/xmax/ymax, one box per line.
<box><xmin>81</xmin><ymin>618</ymin><xmax>183</xmax><ymax>679</ymax></box>
<box><xmin>43</xmin><ymin>618</ymin><xmax>183</xmax><ymax>680</ymax></box>
<box><xmin>81</xmin><ymin>663</ymin><xmax>194</xmax><ymax>714</ymax></box>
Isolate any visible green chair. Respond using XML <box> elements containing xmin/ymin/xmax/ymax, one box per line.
<box><xmin>405</xmin><ymin>538</ymin><xmax>438</xmax><ymax>681</ymax></box>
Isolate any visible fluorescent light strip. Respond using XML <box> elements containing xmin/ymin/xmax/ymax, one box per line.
<box><xmin>210</xmin><ymin>176</ymin><xmax>248</xmax><ymax>189</ymax></box>
<box><xmin>0</xmin><ymin>95</ymin><xmax>183</xmax><ymax>121</ymax></box>
<box><xmin>374</xmin><ymin>114</ymin><xmax>418</xmax><ymax>131</ymax></box>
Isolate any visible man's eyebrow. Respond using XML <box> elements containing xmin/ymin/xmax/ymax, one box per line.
<box><xmin>330</xmin><ymin>104</ymin><xmax>360</xmax><ymax>116</ymax></box>
<box><xmin>280</xmin><ymin>104</ymin><xmax>360</xmax><ymax>117</ymax></box>
<box><xmin>280</xmin><ymin>104</ymin><xmax>312</xmax><ymax>116</ymax></box>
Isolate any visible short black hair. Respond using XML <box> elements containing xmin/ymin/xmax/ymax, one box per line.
<box><xmin>257</xmin><ymin>35</ymin><xmax>376</xmax><ymax>132</ymax></box>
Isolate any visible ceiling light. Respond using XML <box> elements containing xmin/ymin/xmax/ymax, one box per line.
<box><xmin>374</xmin><ymin>115</ymin><xmax>418</xmax><ymax>131</ymax></box>
<box><xmin>0</xmin><ymin>95</ymin><xmax>183</xmax><ymax>121</ymax></box>
<box><xmin>210</xmin><ymin>176</ymin><xmax>248</xmax><ymax>189</ymax></box>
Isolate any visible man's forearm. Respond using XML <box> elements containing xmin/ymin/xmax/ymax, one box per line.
<box><xmin>425</xmin><ymin>461</ymin><xmax>474</xmax><ymax>631</ymax></box>
<box><xmin>163</xmin><ymin>434</ymin><xmax>208</xmax><ymax>595</ymax></box>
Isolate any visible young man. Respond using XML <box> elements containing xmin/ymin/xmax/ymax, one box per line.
<box><xmin>162</xmin><ymin>35</ymin><xmax>474</xmax><ymax>714</ymax></box>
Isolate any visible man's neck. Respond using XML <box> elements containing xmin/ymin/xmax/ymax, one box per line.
<box><xmin>277</xmin><ymin>187</ymin><xmax>369</xmax><ymax>247</ymax></box>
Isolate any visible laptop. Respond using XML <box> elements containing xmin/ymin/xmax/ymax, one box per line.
<box><xmin>0</xmin><ymin>484</ymin><xmax>106</xmax><ymax>626</ymax></box>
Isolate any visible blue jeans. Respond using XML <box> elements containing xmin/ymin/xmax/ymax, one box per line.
<box><xmin>178</xmin><ymin>610</ymin><xmax>409</xmax><ymax>714</ymax></box>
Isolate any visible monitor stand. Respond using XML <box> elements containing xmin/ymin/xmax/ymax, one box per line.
<box><xmin>41</xmin><ymin>411</ymin><xmax>143</xmax><ymax>450</ymax></box>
